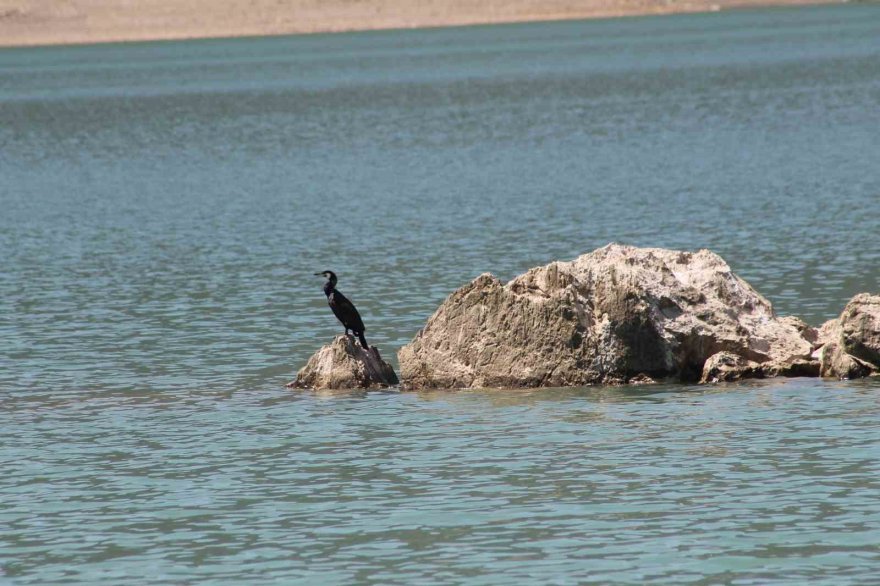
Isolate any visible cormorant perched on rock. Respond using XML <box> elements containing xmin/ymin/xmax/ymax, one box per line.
<box><xmin>314</xmin><ymin>271</ymin><xmax>369</xmax><ymax>349</ymax></box>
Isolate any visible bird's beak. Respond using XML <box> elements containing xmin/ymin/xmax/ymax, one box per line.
<box><xmin>313</xmin><ymin>272</ymin><xmax>323</xmax><ymax>276</ymax></box>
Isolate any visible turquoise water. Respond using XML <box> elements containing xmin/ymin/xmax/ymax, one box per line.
<box><xmin>2</xmin><ymin>5</ymin><xmax>880</xmax><ymax>584</ymax></box>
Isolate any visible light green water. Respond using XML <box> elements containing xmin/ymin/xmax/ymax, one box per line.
<box><xmin>1</xmin><ymin>5</ymin><xmax>880</xmax><ymax>584</ymax></box>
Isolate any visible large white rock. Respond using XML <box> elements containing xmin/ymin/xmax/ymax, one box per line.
<box><xmin>399</xmin><ymin>244</ymin><xmax>816</xmax><ymax>389</ymax></box>
<box><xmin>289</xmin><ymin>335</ymin><xmax>399</xmax><ymax>390</ymax></box>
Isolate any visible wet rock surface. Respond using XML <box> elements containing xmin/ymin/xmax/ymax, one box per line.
<box><xmin>399</xmin><ymin>244</ymin><xmax>818</xmax><ymax>389</ymax></box>
<box><xmin>289</xmin><ymin>335</ymin><xmax>399</xmax><ymax>390</ymax></box>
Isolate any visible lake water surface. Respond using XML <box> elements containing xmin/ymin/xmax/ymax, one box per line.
<box><xmin>2</xmin><ymin>5</ymin><xmax>880</xmax><ymax>584</ymax></box>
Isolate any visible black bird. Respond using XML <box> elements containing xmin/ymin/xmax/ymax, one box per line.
<box><xmin>314</xmin><ymin>271</ymin><xmax>369</xmax><ymax>349</ymax></box>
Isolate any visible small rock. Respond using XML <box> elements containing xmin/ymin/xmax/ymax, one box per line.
<box><xmin>701</xmin><ymin>351</ymin><xmax>763</xmax><ymax>383</ymax></box>
<box><xmin>840</xmin><ymin>293</ymin><xmax>880</xmax><ymax>366</ymax></box>
<box><xmin>817</xmin><ymin>293</ymin><xmax>880</xmax><ymax>379</ymax></box>
<box><xmin>288</xmin><ymin>335</ymin><xmax>399</xmax><ymax>390</ymax></box>
<box><xmin>818</xmin><ymin>341</ymin><xmax>873</xmax><ymax>380</ymax></box>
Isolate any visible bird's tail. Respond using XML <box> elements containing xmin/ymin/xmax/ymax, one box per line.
<box><xmin>357</xmin><ymin>332</ymin><xmax>369</xmax><ymax>350</ymax></box>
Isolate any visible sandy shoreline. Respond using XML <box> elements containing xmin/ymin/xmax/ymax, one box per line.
<box><xmin>0</xmin><ymin>0</ymin><xmax>845</xmax><ymax>47</ymax></box>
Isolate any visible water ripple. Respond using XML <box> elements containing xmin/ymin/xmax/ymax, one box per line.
<box><xmin>3</xmin><ymin>381</ymin><xmax>880</xmax><ymax>584</ymax></box>
<box><xmin>3</xmin><ymin>5</ymin><xmax>880</xmax><ymax>584</ymax></box>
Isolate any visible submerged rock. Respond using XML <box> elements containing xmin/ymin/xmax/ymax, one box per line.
<box><xmin>288</xmin><ymin>335</ymin><xmax>399</xmax><ymax>390</ymax></box>
<box><xmin>817</xmin><ymin>293</ymin><xmax>880</xmax><ymax>379</ymax></box>
<box><xmin>398</xmin><ymin>244</ymin><xmax>816</xmax><ymax>389</ymax></box>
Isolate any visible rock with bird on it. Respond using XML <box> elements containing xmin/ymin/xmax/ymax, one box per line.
<box><xmin>288</xmin><ymin>335</ymin><xmax>399</xmax><ymax>390</ymax></box>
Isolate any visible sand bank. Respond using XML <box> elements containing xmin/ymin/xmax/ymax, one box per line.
<box><xmin>0</xmin><ymin>0</ymin><xmax>843</xmax><ymax>47</ymax></box>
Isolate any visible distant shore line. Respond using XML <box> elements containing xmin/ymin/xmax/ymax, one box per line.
<box><xmin>0</xmin><ymin>0</ymin><xmax>849</xmax><ymax>48</ymax></box>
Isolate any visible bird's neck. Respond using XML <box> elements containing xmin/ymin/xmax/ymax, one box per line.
<box><xmin>322</xmin><ymin>282</ymin><xmax>335</xmax><ymax>297</ymax></box>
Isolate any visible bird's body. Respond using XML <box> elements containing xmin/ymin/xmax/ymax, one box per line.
<box><xmin>316</xmin><ymin>271</ymin><xmax>369</xmax><ymax>349</ymax></box>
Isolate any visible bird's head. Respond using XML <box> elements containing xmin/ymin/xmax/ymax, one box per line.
<box><xmin>314</xmin><ymin>271</ymin><xmax>338</xmax><ymax>286</ymax></box>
